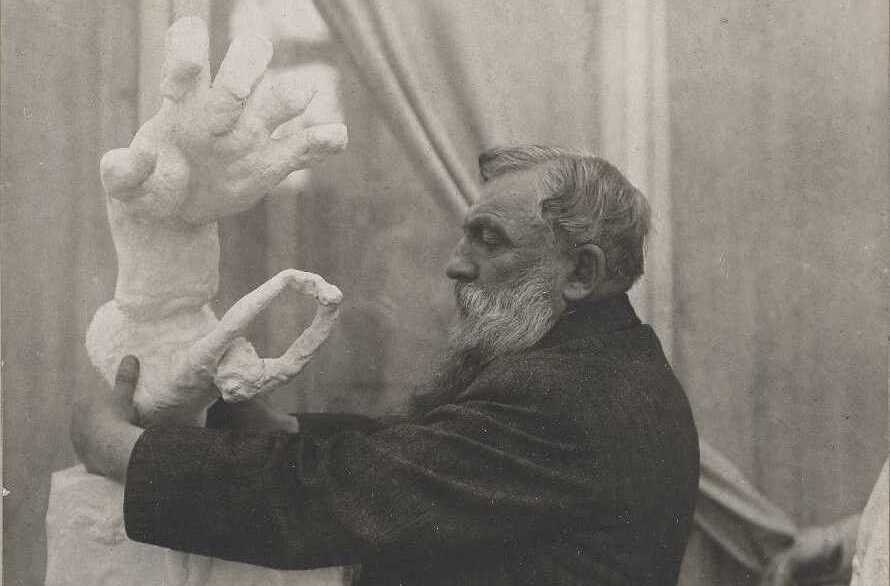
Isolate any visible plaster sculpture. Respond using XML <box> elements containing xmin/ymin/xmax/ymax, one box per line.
<box><xmin>46</xmin><ymin>18</ymin><xmax>350</xmax><ymax>586</ymax></box>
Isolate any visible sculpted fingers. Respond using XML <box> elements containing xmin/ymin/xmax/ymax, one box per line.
<box><xmin>287</xmin><ymin>64</ymin><xmax>344</xmax><ymax>129</ymax></box>
<box><xmin>253</xmin><ymin>123</ymin><xmax>347</xmax><ymax>186</ymax></box>
<box><xmin>100</xmin><ymin>147</ymin><xmax>156</xmax><ymax>201</ymax></box>
<box><xmin>207</xmin><ymin>33</ymin><xmax>273</xmax><ymax>135</ymax></box>
<box><xmin>260</xmin><ymin>273</ymin><xmax>342</xmax><ymax>385</ymax></box>
<box><xmin>214</xmin><ymin>33</ymin><xmax>272</xmax><ymax>98</ymax></box>
<box><xmin>313</xmin><ymin>279</ymin><xmax>343</xmax><ymax>307</ymax></box>
<box><xmin>161</xmin><ymin>17</ymin><xmax>210</xmax><ymax>101</ymax></box>
<box><xmin>242</xmin><ymin>71</ymin><xmax>317</xmax><ymax>133</ymax></box>
<box><xmin>187</xmin><ymin>269</ymin><xmax>306</xmax><ymax>374</ymax></box>
<box><xmin>267</xmin><ymin>65</ymin><xmax>344</xmax><ymax>140</ymax></box>
<box><xmin>105</xmin><ymin>145</ymin><xmax>190</xmax><ymax>217</ymax></box>
<box><xmin>279</xmin><ymin>270</ymin><xmax>342</xmax><ymax>311</ymax></box>
<box><xmin>277</xmin><ymin>169</ymin><xmax>311</xmax><ymax>195</ymax></box>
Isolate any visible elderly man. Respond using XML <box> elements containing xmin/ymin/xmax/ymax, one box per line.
<box><xmin>73</xmin><ymin>145</ymin><xmax>700</xmax><ymax>585</ymax></box>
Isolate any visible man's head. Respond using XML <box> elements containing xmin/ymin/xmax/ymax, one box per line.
<box><xmin>444</xmin><ymin>145</ymin><xmax>650</xmax><ymax>362</ymax></box>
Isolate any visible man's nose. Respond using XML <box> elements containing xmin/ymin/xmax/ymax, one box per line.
<box><xmin>445</xmin><ymin>241</ymin><xmax>478</xmax><ymax>281</ymax></box>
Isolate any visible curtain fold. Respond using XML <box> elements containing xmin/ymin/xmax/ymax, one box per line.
<box><xmin>315</xmin><ymin>1</ymin><xmax>478</xmax><ymax>218</ymax></box>
<box><xmin>696</xmin><ymin>442</ymin><xmax>797</xmax><ymax>572</ymax></box>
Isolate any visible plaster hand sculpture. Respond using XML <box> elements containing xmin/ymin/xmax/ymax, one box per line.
<box><xmin>88</xmin><ymin>16</ymin><xmax>345</xmax><ymax>426</ymax></box>
<box><xmin>46</xmin><ymin>18</ymin><xmax>350</xmax><ymax>586</ymax></box>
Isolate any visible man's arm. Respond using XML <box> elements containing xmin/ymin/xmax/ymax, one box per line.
<box><xmin>70</xmin><ymin>356</ymin><xmax>385</xmax><ymax>481</ymax></box>
<box><xmin>121</xmin><ymin>360</ymin><xmax>625</xmax><ymax>571</ymax></box>
<box><xmin>122</xmin><ymin>397</ymin><xmax>590</xmax><ymax>570</ymax></box>
<box><xmin>206</xmin><ymin>397</ymin><xmax>389</xmax><ymax>438</ymax></box>
<box><xmin>75</xmin><ymin>355</ymin><xmax>650</xmax><ymax>572</ymax></box>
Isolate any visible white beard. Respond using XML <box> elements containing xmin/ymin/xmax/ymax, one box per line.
<box><xmin>450</xmin><ymin>261</ymin><xmax>557</xmax><ymax>363</ymax></box>
<box><xmin>407</xmin><ymin>262</ymin><xmax>558</xmax><ymax>416</ymax></box>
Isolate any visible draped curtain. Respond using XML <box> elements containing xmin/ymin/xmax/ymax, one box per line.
<box><xmin>667</xmin><ymin>2</ymin><xmax>888</xmax><ymax>580</ymax></box>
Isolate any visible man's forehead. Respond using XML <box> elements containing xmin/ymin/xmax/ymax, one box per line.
<box><xmin>470</xmin><ymin>169</ymin><xmax>543</xmax><ymax>221</ymax></box>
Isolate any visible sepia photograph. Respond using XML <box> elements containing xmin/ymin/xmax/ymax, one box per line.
<box><xmin>1</xmin><ymin>1</ymin><xmax>887</xmax><ymax>585</ymax></box>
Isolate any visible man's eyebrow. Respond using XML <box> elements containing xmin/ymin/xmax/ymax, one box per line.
<box><xmin>464</xmin><ymin>214</ymin><xmax>513</xmax><ymax>242</ymax></box>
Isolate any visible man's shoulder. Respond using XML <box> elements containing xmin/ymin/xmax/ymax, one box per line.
<box><xmin>478</xmin><ymin>342</ymin><xmax>603</xmax><ymax>387</ymax></box>
<box><xmin>465</xmin><ymin>324</ymin><xmax>691</xmax><ymax>425</ymax></box>
<box><xmin>462</xmin><ymin>333</ymin><xmax>625</xmax><ymax>410</ymax></box>
<box><xmin>484</xmin><ymin>322</ymin><xmax>667</xmax><ymax>383</ymax></box>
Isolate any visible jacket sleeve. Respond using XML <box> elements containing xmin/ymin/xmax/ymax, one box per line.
<box><xmin>296</xmin><ymin>413</ymin><xmax>391</xmax><ymax>438</ymax></box>
<box><xmin>123</xmin><ymin>367</ymin><xmax>595</xmax><ymax>571</ymax></box>
<box><xmin>205</xmin><ymin>399</ymin><xmax>387</xmax><ymax>438</ymax></box>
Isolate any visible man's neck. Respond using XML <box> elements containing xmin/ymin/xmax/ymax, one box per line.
<box><xmin>537</xmin><ymin>292</ymin><xmax>640</xmax><ymax>349</ymax></box>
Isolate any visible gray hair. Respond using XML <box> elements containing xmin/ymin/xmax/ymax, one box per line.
<box><xmin>478</xmin><ymin>145</ymin><xmax>651</xmax><ymax>286</ymax></box>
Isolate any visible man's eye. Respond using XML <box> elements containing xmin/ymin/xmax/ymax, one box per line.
<box><xmin>479</xmin><ymin>228</ymin><xmax>502</xmax><ymax>247</ymax></box>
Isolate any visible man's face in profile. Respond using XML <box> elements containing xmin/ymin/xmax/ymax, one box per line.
<box><xmin>444</xmin><ymin>169</ymin><xmax>565</xmax><ymax>360</ymax></box>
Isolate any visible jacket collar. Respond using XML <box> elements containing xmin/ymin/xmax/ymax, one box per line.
<box><xmin>536</xmin><ymin>293</ymin><xmax>641</xmax><ymax>348</ymax></box>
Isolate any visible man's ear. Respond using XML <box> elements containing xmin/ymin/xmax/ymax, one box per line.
<box><xmin>562</xmin><ymin>243</ymin><xmax>606</xmax><ymax>302</ymax></box>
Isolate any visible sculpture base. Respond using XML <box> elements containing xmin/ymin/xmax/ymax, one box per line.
<box><xmin>46</xmin><ymin>465</ymin><xmax>348</xmax><ymax>586</ymax></box>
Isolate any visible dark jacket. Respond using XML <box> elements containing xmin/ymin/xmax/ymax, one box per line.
<box><xmin>124</xmin><ymin>293</ymin><xmax>700</xmax><ymax>585</ymax></box>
